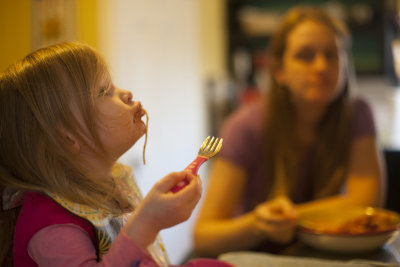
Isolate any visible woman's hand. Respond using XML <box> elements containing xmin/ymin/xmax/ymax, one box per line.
<box><xmin>123</xmin><ymin>171</ymin><xmax>202</xmax><ymax>249</ymax></box>
<box><xmin>252</xmin><ymin>195</ymin><xmax>297</xmax><ymax>244</ymax></box>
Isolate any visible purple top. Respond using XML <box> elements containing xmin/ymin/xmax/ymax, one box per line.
<box><xmin>218</xmin><ymin>97</ymin><xmax>376</xmax><ymax>214</ymax></box>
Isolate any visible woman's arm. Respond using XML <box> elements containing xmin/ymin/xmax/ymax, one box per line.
<box><xmin>193</xmin><ymin>158</ymin><xmax>258</xmax><ymax>257</ymax></box>
<box><xmin>296</xmin><ymin>135</ymin><xmax>385</xmax><ymax>216</ymax></box>
<box><xmin>193</xmin><ymin>158</ymin><xmax>296</xmax><ymax>257</ymax></box>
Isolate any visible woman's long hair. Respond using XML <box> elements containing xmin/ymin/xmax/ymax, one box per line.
<box><xmin>264</xmin><ymin>6</ymin><xmax>355</xmax><ymax>200</ymax></box>
<box><xmin>0</xmin><ymin>42</ymin><xmax>132</xmax><ymax>265</ymax></box>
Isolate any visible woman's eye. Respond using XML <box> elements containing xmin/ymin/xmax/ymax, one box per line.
<box><xmin>325</xmin><ymin>50</ymin><xmax>338</xmax><ymax>61</ymax></box>
<box><xmin>295</xmin><ymin>51</ymin><xmax>315</xmax><ymax>63</ymax></box>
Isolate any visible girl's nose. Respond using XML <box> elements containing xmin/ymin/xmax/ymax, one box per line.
<box><xmin>121</xmin><ymin>89</ymin><xmax>133</xmax><ymax>104</ymax></box>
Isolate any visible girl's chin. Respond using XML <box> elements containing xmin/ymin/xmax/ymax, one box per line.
<box><xmin>131</xmin><ymin>132</ymin><xmax>145</xmax><ymax>146</ymax></box>
<box><xmin>139</xmin><ymin>121</ymin><xmax>147</xmax><ymax>134</ymax></box>
<box><xmin>135</xmin><ymin>125</ymin><xmax>147</xmax><ymax>140</ymax></box>
<box><xmin>133</xmin><ymin>118</ymin><xmax>146</xmax><ymax>130</ymax></box>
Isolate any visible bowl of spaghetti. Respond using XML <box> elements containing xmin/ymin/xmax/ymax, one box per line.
<box><xmin>297</xmin><ymin>206</ymin><xmax>400</xmax><ymax>253</ymax></box>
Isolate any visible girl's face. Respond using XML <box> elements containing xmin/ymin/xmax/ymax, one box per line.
<box><xmin>95</xmin><ymin>85</ymin><xmax>146</xmax><ymax>160</ymax></box>
<box><xmin>275</xmin><ymin>20</ymin><xmax>346</xmax><ymax>109</ymax></box>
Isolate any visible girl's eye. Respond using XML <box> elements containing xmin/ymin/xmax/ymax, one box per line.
<box><xmin>98</xmin><ymin>86</ymin><xmax>111</xmax><ymax>97</ymax></box>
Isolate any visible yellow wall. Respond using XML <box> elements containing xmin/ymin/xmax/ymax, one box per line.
<box><xmin>200</xmin><ymin>0</ymin><xmax>227</xmax><ymax>81</ymax></box>
<box><xmin>0</xmin><ymin>0</ymin><xmax>225</xmax><ymax>78</ymax></box>
<box><xmin>0</xmin><ymin>0</ymin><xmax>31</xmax><ymax>71</ymax></box>
<box><xmin>77</xmin><ymin>0</ymin><xmax>98</xmax><ymax>48</ymax></box>
<box><xmin>0</xmin><ymin>0</ymin><xmax>97</xmax><ymax>71</ymax></box>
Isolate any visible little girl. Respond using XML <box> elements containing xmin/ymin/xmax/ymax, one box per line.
<box><xmin>0</xmin><ymin>42</ymin><xmax>231</xmax><ymax>267</ymax></box>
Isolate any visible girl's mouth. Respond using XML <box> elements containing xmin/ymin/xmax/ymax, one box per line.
<box><xmin>134</xmin><ymin>102</ymin><xmax>145</xmax><ymax>117</ymax></box>
<box><xmin>137</xmin><ymin>109</ymin><xmax>145</xmax><ymax>117</ymax></box>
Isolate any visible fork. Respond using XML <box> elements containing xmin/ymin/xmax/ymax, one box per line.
<box><xmin>171</xmin><ymin>136</ymin><xmax>223</xmax><ymax>193</ymax></box>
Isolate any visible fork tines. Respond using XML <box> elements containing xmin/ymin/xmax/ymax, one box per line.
<box><xmin>198</xmin><ymin>136</ymin><xmax>223</xmax><ymax>158</ymax></box>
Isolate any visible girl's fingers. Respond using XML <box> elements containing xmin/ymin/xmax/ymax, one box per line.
<box><xmin>174</xmin><ymin>174</ymin><xmax>202</xmax><ymax>200</ymax></box>
<box><xmin>155</xmin><ymin>171</ymin><xmax>194</xmax><ymax>192</ymax></box>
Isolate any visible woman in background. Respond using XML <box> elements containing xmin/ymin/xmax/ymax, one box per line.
<box><xmin>193</xmin><ymin>5</ymin><xmax>385</xmax><ymax>257</ymax></box>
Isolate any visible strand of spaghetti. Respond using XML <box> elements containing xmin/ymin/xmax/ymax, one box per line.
<box><xmin>142</xmin><ymin>109</ymin><xmax>149</xmax><ymax>165</ymax></box>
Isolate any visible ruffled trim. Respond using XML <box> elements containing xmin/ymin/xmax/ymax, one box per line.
<box><xmin>46</xmin><ymin>191</ymin><xmax>115</xmax><ymax>226</ymax></box>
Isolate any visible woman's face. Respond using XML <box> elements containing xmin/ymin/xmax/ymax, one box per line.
<box><xmin>95</xmin><ymin>84</ymin><xmax>146</xmax><ymax>160</ymax></box>
<box><xmin>275</xmin><ymin>19</ymin><xmax>346</xmax><ymax>109</ymax></box>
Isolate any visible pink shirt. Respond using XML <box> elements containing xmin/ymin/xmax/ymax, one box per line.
<box><xmin>14</xmin><ymin>192</ymin><xmax>159</xmax><ymax>267</ymax></box>
<box><xmin>28</xmin><ymin>225</ymin><xmax>233</xmax><ymax>267</ymax></box>
<box><xmin>28</xmin><ymin>224</ymin><xmax>157</xmax><ymax>267</ymax></box>
<box><xmin>14</xmin><ymin>191</ymin><xmax>233</xmax><ymax>267</ymax></box>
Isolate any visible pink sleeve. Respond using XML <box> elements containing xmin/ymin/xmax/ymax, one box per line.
<box><xmin>28</xmin><ymin>224</ymin><xmax>159</xmax><ymax>267</ymax></box>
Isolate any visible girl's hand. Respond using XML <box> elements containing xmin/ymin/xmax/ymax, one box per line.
<box><xmin>123</xmin><ymin>171</ymin><xmax>202</xmax><ymax>248</ymax></box>
<box><xmin>252</xmin><ymin>195</ymin><xmax>297</xmax><ymax>244</ymax></box>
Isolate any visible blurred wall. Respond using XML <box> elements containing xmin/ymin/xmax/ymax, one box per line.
<box><xmin>0</xmin><ymin>0</ymin><xmax>30</xmax><ymax>71</ymax></box>
<box><xmin>0</xmin><ymin>0</ymin><xmax>98</xmax><ymax>71</ymax></box>
<box><xmin>76</xmin><ymin>0</ymin><xmax>98</xmax><ymax>48</ymax></box>
<box><xmin>97</xmin><ymin>0</ymin><xmax>226</xmax><ymax>264</ymax></box>
<box><xmin>0</xmin><ymin>0</ymin><xmax>226</xmax><ymax>264</ymax></box>
<box><xmin>200</xmin><ymin>0</ymin><xmax>227</xmax><ymax>82</ymax></box>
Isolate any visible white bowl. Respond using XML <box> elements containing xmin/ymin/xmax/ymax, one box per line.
<box><xmin>297</xmin><ymin>206</ymin><xmax>400</xmax><ymax>253</ymax></box>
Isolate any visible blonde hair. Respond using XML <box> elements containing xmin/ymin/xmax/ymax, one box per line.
<box><xmin>0</xmin><ymin>42</ymin><xmax>132</xmax><ymax>265</ymax></box>
<box><xmin>264</xmin><ymin>6</ymin><xmax>354</xmax><ymax>200</ymax></box>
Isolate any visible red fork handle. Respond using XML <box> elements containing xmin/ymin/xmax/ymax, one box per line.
<box><xmin>170</xmin><ymin>156</ymin><xmax>208</xmax><ymax>193</ymax></box>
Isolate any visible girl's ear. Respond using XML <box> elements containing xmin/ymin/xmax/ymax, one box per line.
<box><xmin>60</xmin><ymin>129</ymin><xmax>80</xmax><ymax>154</ymax></box>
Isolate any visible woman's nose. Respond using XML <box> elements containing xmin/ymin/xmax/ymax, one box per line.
<box><xmin>312</xmin><ymin>53</ymin><xmax>328</xmax><ymax>71</ymax></box>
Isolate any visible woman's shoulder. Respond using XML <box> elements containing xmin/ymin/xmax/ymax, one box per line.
<box><xmin>218</xmin><ymin>98</ymin><xmax>266</xmax><ymax>166</ymax></box>
<box><xmin>352</xmin><ymin>96</ymin><xmax>373</xmax><ymax>112</ymax></box>
<box><xmin>350</xmin><ymin>96</ymin><xmax>376</xmax><ymax>139</ymax></box>
<box><xmin>222</xmin><ymin>98</ymin><xmax>266</xmax><ymax>131</ymax></box>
